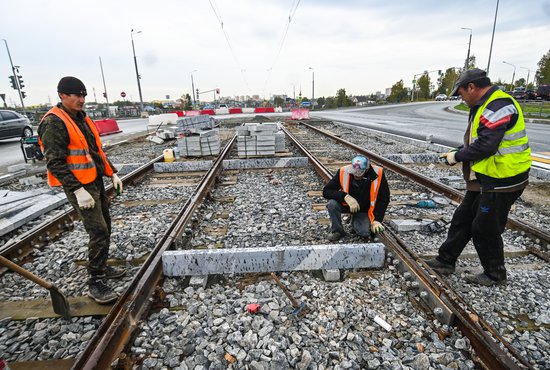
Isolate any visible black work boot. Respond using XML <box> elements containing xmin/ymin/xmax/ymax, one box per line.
<box><xmin>328</xmin><ymin>230</ymin><xmax>346</xmax><ymax>242</ymax></box>
<box><xmin>97</xmin><ymin>265</ymin><xmax>127</xmax><ymax>279</ymax></box>
<box><xmin>425</xmin><ymin>258</ymin><xmax>455</xmax><ymax>275</ymax></box>
<box><xmin>465</xmin><ymin>272</ymin><xmax>506</xmax><ymax>286</ymax></box>
<box><xmin>88</xmin><ymin>278</ymin><xmax>118</xmax><ymax>304</ymax></box>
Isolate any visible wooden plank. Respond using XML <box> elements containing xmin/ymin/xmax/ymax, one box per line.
<box><xmin>0</xmin><ymin>296</ymin><xmax>112</xmax><ymax>320</ymax></box>
<box><xmin>162</xmin><ymin>243</ymin><xmax>385</xmax><ymax>277</ymax></box>
<box><xmin>10</xmin><ymin>359</ymin><xmax>75</xmax><ymax>370</ymax></box>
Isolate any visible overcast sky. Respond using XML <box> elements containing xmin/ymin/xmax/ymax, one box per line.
<box><xmin>1</xmin><ymin>0</ymin><xmax>550</xmax><ymax>106</ymax></box>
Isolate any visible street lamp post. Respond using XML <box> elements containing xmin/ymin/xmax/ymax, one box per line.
<box><xmin>520</xmin><ymin>67</ymin><xmax>532</xmax><ymax>88</ymax></box>
<box><xmin>487</xmin><ymin>0</ymin><xmax>500</xmax><ymax>74</ymax></box>
<box><xmin>502</xmin><ymin>61</ymin><xmax>516</xmax><ymax>91</ymax></box>
<box><xmin>308</xmin><ymin>67</ymin><xmax>314</xmax><ymax>110</ymax></box>
<box><xmin>191</xmin><ymin>70</ymin><xmax>197</xmax><ymax>108</ymax></box>
<box><xmin>131</xmin><ymin>29</ymin><xmax>144</xmax><ymax>112</ymax></box>
<box><xmin>461</xmin><ymin>27</ymin><xmax>472</xmax><ymax>70</ymax></box>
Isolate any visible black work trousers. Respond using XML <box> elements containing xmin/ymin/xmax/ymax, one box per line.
<box><xmin>437</xmin><ymin>189</ymin><xmax>523</xmax><ymax>280</ymax></box>
<box><xmin>64</xmin><ymin>177</ymin><xmax>112</xmax><ymax>276</ymax></box>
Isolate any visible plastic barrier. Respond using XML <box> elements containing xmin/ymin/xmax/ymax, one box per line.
<box><xmin>291</xmin><ymin>108</ymin><xmax>310</xmax><ymax>120</ymax></box>
<box><xmin>170</xmin><ymin>110</ymin><xmax>185</xmax><ymax>117</ymax></box>
<box><xmin>243</xmin><ymin>108</ymin><xmax>254</xmax><ymax>113</ymax></box>
<box><xmin>184</xmin><ymin>110</ymin><xmax>200</xmax><ymax>116</ymax></box>
<box><xmin>215</xmin><ymin>108</ymin><xmax>229</xmax><ymax>115</ymax></box>
<box><xmin>254</xmin><ymin>107</ymin><xmax>266</xmax><ymax>113</ymax></box>
<box><xmin>200</xmin><ymin>109</ymin><xmax>216</xmax><ymax>115</ymax></box>
<box><xmin>265</xmin><ymin>107</ymin><xmax>275</xmax><ymax>113</ymax></box>
<box><xmin>229</xmin><ymin>108</ymin><xmax>243</xmax><ymax>114</ymax></box>
<box><xmin>94</xmin><ymin>119</ymin><xmax>122</xmax><ymax>136</ymax></box>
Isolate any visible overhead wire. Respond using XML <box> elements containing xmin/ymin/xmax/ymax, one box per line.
<box><xmin>208</xmin><ymin>0</ymin><xmax>251</xmax><ymax>94</ymax></box>
<box><xmin>263</xmin><ymin>0</ymin><xmax>302</xmax><ymax>96</ymax></box>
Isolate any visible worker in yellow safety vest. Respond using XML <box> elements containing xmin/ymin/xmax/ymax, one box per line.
<box><xmin>426</xmin><ymin>68</ymin><xmax>531</xmax><ymax>286</ymax></box>
<box><xmin>323</xmin><ymin>155</ymin><xmax>390</xmax><ymax>242</ymax></box>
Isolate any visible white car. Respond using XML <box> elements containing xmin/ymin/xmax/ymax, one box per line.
<box><xmin>435</xmin><ymin>94</ymin><xmax>448</xmax><ymax>101</ymax></box>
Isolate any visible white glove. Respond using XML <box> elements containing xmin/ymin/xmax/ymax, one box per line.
<box><xmin>371</xmin><ymin>221</ymin><xmax>385</xmax><ymax>234</ymax></box>
<box><xmin>112</xmin><ymin>174</ymin><xmax>123</xmax><ymax>194</ymax></box>
<box><xmin>344</xmin><ymin>194</ymin><xmax>360</xmax><ymax>213</ymax></box>
<box><xmin>439</xmin><ymin>150</ymin><xmax>458</xmax><ymax>166</ymax></box>
<box><xmin>74</xmin><ymin>187</ymin><xmax>95</xmax><ymax>209</ymax></box>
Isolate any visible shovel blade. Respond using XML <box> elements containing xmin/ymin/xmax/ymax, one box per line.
<box><xmin>49</xmin><ymin>286</ymin><xmax>71</xmax><ymax>320</ymax></box>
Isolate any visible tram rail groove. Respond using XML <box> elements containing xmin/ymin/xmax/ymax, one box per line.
<box><xmin>283</xmin><ymin>121</ymin><xmax>533</xmax><ymax>370</ymax></box>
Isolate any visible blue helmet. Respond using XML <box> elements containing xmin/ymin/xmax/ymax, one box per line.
<box><xmin>351</xmin><ymin>155</ymin><xmax>369</xmax><ymax>176</ymax></box>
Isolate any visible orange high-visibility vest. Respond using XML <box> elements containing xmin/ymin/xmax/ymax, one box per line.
<box><xmin>339</xmin><ymin>164</ymin><xmax>383</xmax><ymax>223</ymax></box>
<box><xmin>39</xmin><ymin>106</ymin><xmax>113</xmax><ymax>187</ymax></box>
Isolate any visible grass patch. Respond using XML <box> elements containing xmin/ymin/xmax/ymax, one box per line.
<box><xmin>455</xmin><ymin>101</ymin><xmax>550</xmax><ymax>120</ymax></box>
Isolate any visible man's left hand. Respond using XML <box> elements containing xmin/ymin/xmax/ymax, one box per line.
<box><xmin>112</xmin><ymin>174</ymin><xmax>123</xmax><ymax>194</ymax></box>
<box><xmin>439</xmin><ymin>151</ymin><xmax>458</xmax><ymax>166</ymax></box>
<box><xmin>371</xmin><ymin>221</ymin><xmax>385</xmax><ymax>234</ymax></box>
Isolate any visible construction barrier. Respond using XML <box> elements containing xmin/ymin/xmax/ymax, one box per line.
<box><xmin>94</xmin><ymin>119</ymin><xmax>122</xmax><ymax>136</ymax></box>
<box><xmin>229</xmin><ymin>108</ymin><xmax>243</xmax><ymax>114</ymax></box>
<box><xmin>291</xmin><ymin>108</ymin><xmax>310</xmax><ymax>120</ymax></box>
<box><xmin>254</xmin><ymin>107</ymin><xmax>266</xmax><ymax>113</ymax></box>
<box><xmin>200</xmin><ymin>109</ymin><xmax>216</xmax><ymax>115</ymax></box>
<box><xmin>184</xmin><ymin>110</ymin><xmax>200</xmax><ymax>116</ymax></box>
<box><xmin>170</xmin><ymin>110</ymin><xmax>185</xmax><ymax>117</ymax></box>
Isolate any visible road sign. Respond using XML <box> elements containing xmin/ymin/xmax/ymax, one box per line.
<box><xmin>120</xmin><ymin>92</ymin><xmax>126</xmax><ymax>98</ymax></box>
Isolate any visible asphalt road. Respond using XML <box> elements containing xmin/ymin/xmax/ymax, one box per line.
<box><xmin>312</xmin><ymin>101</ymin><xmax>550</xmax><ymax>153</ymax></box>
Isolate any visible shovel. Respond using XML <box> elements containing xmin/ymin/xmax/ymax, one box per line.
<box><xmin>0</xmin><ymin>255</ymin><xmax>71</xmax><ymax>319</ymax></box>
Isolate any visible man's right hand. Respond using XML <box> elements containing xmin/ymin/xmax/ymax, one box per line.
<box><xmin>344</xmin><ymin>194</ymin><xmax>360</xmax><ymax>213</ymax></box>
<box><xmin>74</xmin><ymin>187</ymin><xmax>95</xmax><ymax>209</ymax></box>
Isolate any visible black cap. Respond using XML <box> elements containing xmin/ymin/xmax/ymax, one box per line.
<box><xmin>450</xmin><ymin>68</ymin><xmax>488</xmax><ymax>96</ymax></box>
<box><xmin>57</xmin><ymin>76</ymin><xmax>87</xmax><ymax>95</ymax></box>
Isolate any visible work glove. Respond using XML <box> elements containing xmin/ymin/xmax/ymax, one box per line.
<box><xmin>371</xmin><ymin>221</ymin><xmax>385</xmax><ymax>234</ymax></box>
<box><xmin>112</xmin><ymin>174</ymin><xmax>123</xmax><ymax>194</ymax></box>
<box><xmin>344</xmin><ymin>194</ymin><xmax>360</xmax><ymax>213</ymax></box>
<box><xmin>74</xmin><ymin>187</ymin><xmax>95</xmax><ymax>209</ymax></box>
<box><xmin>439</xmin><ymin>149</ymin><xmax>458</xmax><ymax>166</ymax></box>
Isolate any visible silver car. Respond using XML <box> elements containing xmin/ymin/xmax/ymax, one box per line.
<box><xmin>0</xmin><ymin>110</ymin><xmax>33</xmax><ymax>140</ymax></box>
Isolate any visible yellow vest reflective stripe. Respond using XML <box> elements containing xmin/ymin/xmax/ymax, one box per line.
<box><xmin>339</xmin><ymin>165</ymin><xmax>383</xmax><ymax>223</ymax></box>
<box><xmin>39</xmin><ymin>106</ymin><xmax>114</xmax><ymax>187</ymax></box>
<box><xmin>470</xmin><ymin>90</ymin><xmax>531</xmax><ymax>178</ymax></box>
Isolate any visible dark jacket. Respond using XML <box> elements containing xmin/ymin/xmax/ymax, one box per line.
<box><xmin>454</xmin><ymin>86</ymin><xmax>529</xmax><ymax>192</ymax></box>
<box><xmin>323</xmin><ymin>166</ymin><xmax>390</xmax><ymax>222</ymax></box>
<box><xmin>38</xmin><ymin>103</ymin><xmax>116</xmax><ymax>192</ymax></box>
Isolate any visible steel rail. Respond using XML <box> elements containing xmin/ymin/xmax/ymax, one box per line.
<box><xmin>73</xmin><ymin>134</ymin><xmax>236</xmax><ymax>369</ymax></box>
<box><xmin>300</xmin><ymin>121</ymin><xmax>550</xmax><ymax>250</ymax></box>
<box><xmin>0</xmin><ymin>154</ymin><xmax>165</xmax><ymax>264</ymax></box>
<box><xmin>282</xmin><ymin>122</ymin><xmax>531</xmax><ymax>370</ymax></box>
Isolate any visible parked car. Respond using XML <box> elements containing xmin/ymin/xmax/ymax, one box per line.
<box><xmin>535</xmin><ymin>84</ymin><xmax>550</xmax><ymax>101</ymax></box>
<box><xmin>435</xmin><ymin>94</ymin><xmax>448</xmax><ymax>101</ymax></box>
<box><xmin>512</xmin><ymin>87</ymin><xmax>526</xmax><ymax>99</ymax></box>
<box><xmin>0</xmin><ymin>110</ymin><xmax>33</xmax><ymax>140</ymax></box>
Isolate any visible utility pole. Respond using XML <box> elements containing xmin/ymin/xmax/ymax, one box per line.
<box><xmin>461</xmin><ymin>28</ymin><xmax>472</xmax><ymax>70</ymax></box>
<box><xmin>99</xmin><ymin>56</ymin><xmax>110</xmax><ymax>117</ymax></box>
<box><xmin>191</xmin><ymin>70</ymin><xmax>197</xmax><ymax>108</ymax></box>
<box><xmin>309</xmin><ymin>67</ymin><xmax>314</xmax><ymax>110</ymax></box>
<box><xmin>2</xmin><ymin>39</ymin><xmax>25</xmax><ymax>113</ymax></box>
<box><xmin>486</xmin><ymin>0</ymin><xmax>499</xmax><ymax>75</ymax></box>
<box><xmin>131</xmin><ymin>29</ymin><xmax>144</xmax><ymax>112</ymax></box>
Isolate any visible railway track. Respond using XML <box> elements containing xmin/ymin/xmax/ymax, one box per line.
<box><xmin>0</xmin><ymin>118</ymin><xmax>548</xmax><ymax>369</ymax></box>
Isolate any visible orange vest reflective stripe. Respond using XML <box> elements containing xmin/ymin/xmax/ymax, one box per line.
<box><xmin>39</xmin><ymin>106</ymin><xmax>114</xmax><ymax>187</ymax></box>
<box><xmin>339</xmin><ymin>164</ymin><xmax>383</xmax><ymax>223</ymax></box>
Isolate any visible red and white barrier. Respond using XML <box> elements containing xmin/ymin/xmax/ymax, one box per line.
<box><xmin>291</xmin><ymin>108</ymin><xmax>310</xmax><ymax>120</ymax></box>
<box><xmin>94</xmin><ymin>119</ymin><xmax>122</xmax><ymax>136</ymax></box>
<box><xmin>229</xmin><ymin>108</ymin><xmax>243</xmax><ymax>114</ymax></box>
<box><xmin>200</xmin><ymin>109</ymin><xmax>216</xmax><ymax>115</ymax></box>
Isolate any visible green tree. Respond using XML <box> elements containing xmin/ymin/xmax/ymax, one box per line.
<box><xmin>316</xmin><ymin>96</ymin><xmax>326</xmax><ymax>107</ymax></box>
<box><xmin>439</xmin><ymin>68</ymin><xmax>460</xmax><ymax>96</ymax></box>
<box><xmin>388</xmin><ymin>80</ymin><xmax>408</xmax><ymax>102</ymax></box>
<box><xmin>417</xmin><ymin>74</ymin><xmax>431</xmax><ymax>99</ymax></box>
<box><xmin>336</xmin><ymin>88</ymin><xmax>353</xmax><ymax>107</ymax></box>
<box><xmin>325</xmin><ymin>96</ymin><xmax>337</xmax><ymax>109</ymax></box>
<box><xmin>466</xmin><ymin>54</ymin><xmax>477</xmax><ymax>69</ymax></box>
<box><xmin>535</xmin><ymin>49</ymin><xmax>550</xmax><ymax>85</ymax></box>
<box><xmin>274</xmin><ymin>96</ymin><xmax>284</xmax><ymax>107</ymax></box>
<box><xmin>183</xmin><ymin>93</ymin><xmax>192</xmax><ymax>110</ymax></box>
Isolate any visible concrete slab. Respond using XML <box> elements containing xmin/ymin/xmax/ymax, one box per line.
<box><xmin>154</xmin><ymin>157</ymin><xmax>309</xmax><ymax>173</ymax></box>
<box><xmin>162</xmin><ymin>243</ymin><xmax>385</xmax><ymax>277</ymax></box>
<box><xmin>389</xmin><ymin>219</ymin><xmax>435</xmax><ymax>232</ymax></box>
<box><xmin>0</xmin><ymin>296</ymin><xmax>112</xmax><ymax>320</ymax></box>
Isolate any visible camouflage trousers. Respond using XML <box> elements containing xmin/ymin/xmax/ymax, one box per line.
<box><xmin>64</xmin><ymin>177</ymin><xmax>112</xmax><ymax>276</ymax></box>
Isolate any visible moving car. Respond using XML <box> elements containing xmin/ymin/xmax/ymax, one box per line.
<box><xmin>535</xmin><ymin>84</ymin><xmax>550</xmax><ymax>101</ymax></box>
<box><xmin>435</xmin><ymin>94</ymin><xmax>448</xmax><ymax>101</ymax></box>
<box><xmin>0</xmin><ymin>110</ymin><xmax>33</xmax><ymax>140</ymax></box>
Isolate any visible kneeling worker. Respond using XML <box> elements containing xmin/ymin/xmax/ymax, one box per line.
<box><xmin>323</xmin><ymin>155</ymin><xmax>390</xmax><ymax>241</ymax></box>
<box><xmin>39</xmin><ymin>76</ymin><xmax>126</xmax><ymax>304</ymax></box>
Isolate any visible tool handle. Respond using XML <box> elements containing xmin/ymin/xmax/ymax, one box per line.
<box><xmin>270</xmin><ymin>272</ymin><xmax>300</xmax><ymax>308</ymax></box>
<box><xmin>0</xmin><ymin>255</ymin><xmax>53</xmax><ymax>289</ymax></box>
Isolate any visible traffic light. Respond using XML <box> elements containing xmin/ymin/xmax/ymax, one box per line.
<box><xmin>103</xmin><ymin>92</ymin><xmax>107</xmax><ymax>98</ymax></box>
<box><xmin>216</xmin><ymin>88</ymin><xmax>220</xmax><ymax>94</ymax></box>
<box><xmin>9</xmin><ymin>76</ymin><xmax>17</xmax><ymax>89</ymax></box>
<box><xmin>21</xmin><ymin>91</ymin><xmax>26</xmax><ymax>99</ymax></box>
<box><xmin>17</xmin><ymin>75</ymin><xmax>24</xmax><ymax>88</ymax></box>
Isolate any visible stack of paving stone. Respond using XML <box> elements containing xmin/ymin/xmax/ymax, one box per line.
<box><xmin>177</xmin><ymin>129</ymin><xmax>220</xmax><ymax>157</ymax></box>
<box><xmin>237</xmin><ymin>123</ymin><xmax>280</xmax><ymax>157</ymax></box>
<box><xmin>175</xmin><ymin>115</ymin><xmax>215</xmax><ymax>135</ymax></box>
